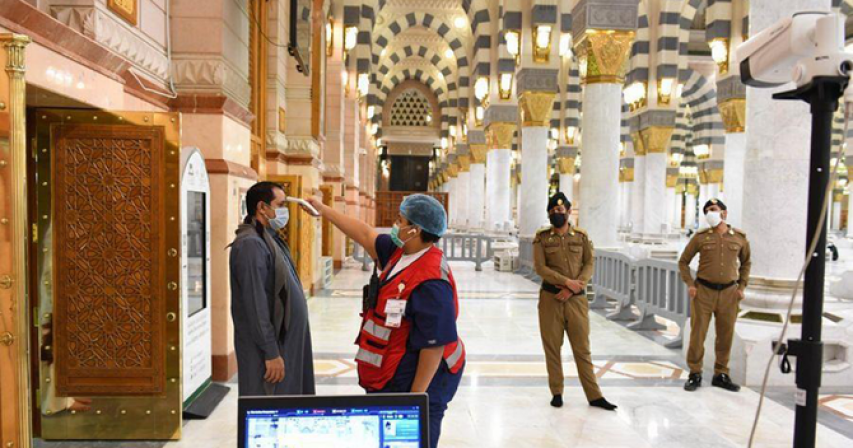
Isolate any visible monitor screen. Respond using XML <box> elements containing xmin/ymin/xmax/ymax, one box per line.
<box><xmin>239</xmin><ymin>394</ymin><xmax>428</xmax><ymax>448</ymax></box>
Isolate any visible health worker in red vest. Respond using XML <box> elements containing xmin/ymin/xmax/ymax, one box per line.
<box><xmin>304</xmin><ymin>194</ymin><xmax>465</xmax><ymax>448</ymax></box>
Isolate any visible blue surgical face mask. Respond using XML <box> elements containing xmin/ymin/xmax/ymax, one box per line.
<box><xmin>269</xmin><ymin>206</ymin><xmax>290</xmax><ymax>231</ymax></box>
<box><xmin>390</xmin><ymin>224</ymin><xmax>416</xmax><ymax>248</ymax></box>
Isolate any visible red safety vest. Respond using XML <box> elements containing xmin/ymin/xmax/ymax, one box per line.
<box><xmin>355</xmin><ymin>246</ymin><xmax>466</xmax><ymax>391</ymax></box>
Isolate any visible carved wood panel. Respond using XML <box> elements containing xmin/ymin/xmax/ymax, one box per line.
<box><xmin>54</xmin><ymin>124</ymin><xmax>166</xmax><ymax>396</ymax></box>
<box><xmin>375</xmin><ymin>191</ymin><xmax>449</xmax><ymax>228</ymax></box>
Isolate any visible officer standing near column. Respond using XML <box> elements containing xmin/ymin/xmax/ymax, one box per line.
<box><xmin>534</xmin><ymin>192</ymin><xmax>617</xmax><ymax>411</ymax></box>
<box><xmin>679</xmin><ymin>198</ymin><xmax>752</xmax><ymax>392</ymax></box>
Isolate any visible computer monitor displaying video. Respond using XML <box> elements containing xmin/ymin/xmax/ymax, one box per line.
<box><xmin>238</xmin><ymin>394</ymin><xmax>429</xmax><ymax>448</ymax></box>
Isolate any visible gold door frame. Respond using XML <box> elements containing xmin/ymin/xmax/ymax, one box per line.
<box><xmin>0</xmin><ymin>33</ymin><xmax>32</xmax><ymax>448</ymax></box>
<box><xmin>33</xmin><ymin>110</ymin><xmax>182</xmax><ymax>440</ymax></box>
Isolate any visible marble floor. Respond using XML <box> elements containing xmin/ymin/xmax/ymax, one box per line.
<box><xmin>36</xmin><ymin>259</ymin><xmax>853</xmax><ymax>448</ymax></box>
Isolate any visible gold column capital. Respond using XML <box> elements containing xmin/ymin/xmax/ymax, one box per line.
<box><xmin>1</xmin><ymin>34</ymin><xmax>31</xmax><ymax>74</ymax></box>
<box><xmin>699</xmin><ymin>167</ymin><xmax>724</xmax><ymax>185</ymax></box>
<box><xmin>486</xmin><ymin>122</ymin><xmax>517</xmax><ymax>150</ymax></box>
<box><xmin>666</xmin><ymin>174</ymin><xmax>678</xmax><ymax>188</ymax></box>
<box><xmin>519</xmin><ymin>91</ymin><xmax>556</xmax><ymax>127</ymax></box>
<box><xmin>630</xmin><ymin>131</ymin><xmax>645</xmax><ymax>156</ymax></box>
<box><xmin>447</xmin><ymin>164</ymin><xmax>459</xmax><ymax>178</ymax></box>
<box><xmin>574</xmin><ymin>30</ymin><xmax>635</xmax><ymax>85</ymax></box>
<box><xmin>719</xmin><ymin>98</ymin><xmax>746</xmax><ymax>133</ymax></box>
<box><xmin>470</xmin><ymin>144</ymin><xmax>488</xmax><ymax>164</ymax></box>
<box><xmin>619</xmin><ymin>167</ymin><xmax>635</xmax><ymax>183</ymax></box>
<box><xmin>557</xmin><ymin>157</ymin><xmax>576</xmax><ymax>175</ymax></box>
<box><xmin>639</xmin><ymin>126</ymin><xmax>675</xmax><ymax>154</ymax></box>
<box><xmin>457</xmin><ymin>154</ymin><xmax>471</xmax><ymax>172</ymax></box>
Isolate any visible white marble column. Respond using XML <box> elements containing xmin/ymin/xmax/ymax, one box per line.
<box><xmin>469</xmin><ymin>163</ymin><xmax>486</xmax><ymax>231</ymax></box>
<box><xmin>831</xmin><ymin>197</ymin><xmax>842</xmax><ymax>231</ymax></box>
<box><xmin>560</xmin><ymin>174</ymin><xmax>573</xmax><ymax>201</ymax></box>
<box><xmin>847</xmin><ymin>192</ymin><xmax>853</xmax><ymax>238</ymax></box>
<box><xmin>620</xmin><ymin>181</ymin><xmax>632</xmax><ymax>229</ymax></box>
<box><xmin>742</xmin><ymin>0</ymin><xmax>831</xmax><ymax>284</ymax></box>
<box><xmin>487</xmin><ymin>148</ymin><xmax>513</xmax><ymax>231</ymax></box>
<box><xmin>642</xmin><ymin>152</ymin><xmax>668</xmax><ymax>236</ymax></box>
<box><xmin>723</xmin><ymin>133</ymin><xmax>747</xmax><ymax>228</ymax></box>
<box><xmin>519</xmin><ymin>128</ymin><xmax>550</xmax><ymax>237</ymax></box>
<box><xmin>456</xmin><ymin>171</ymin><xmax>471</xmax><ymax>230</ymax></box>
<box><xmin>685</xmin><ymin>192</ymin><xmax>697</xmax><ymax>230</ymax></box>
<box><xmin>448</xmin><ymin>177</ymin><xmax>459</xmax><ymax>227</ymax></box>
<box><xmin>579</xmin><ymin>84</ymin><xmax>622</xmax><ymax>247</ymax></box>
<box><xmin>672</xmin><ymin>190</ymin><xmax>683</xmax><ymax>229</ymax></box>
<box><xmin>665</xmin><ymin>187</ymin><xmax>677</xmax><ymax>232</ymax></box>
<box><xmin>631</xmin><ymin>154</ymin><xmax>646</xmax><ymax>236</ymax></box>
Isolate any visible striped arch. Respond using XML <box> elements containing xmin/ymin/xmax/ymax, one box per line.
<box><xmin>680</xmin><ymin>69</ymin><xmax>724</xmax><ymax>155</ymax></box>
<box><xmin>376</xmin><ymin>45</ymin><xmax>459</xmax><ymax>96</ymax></box>
<box><xmin>370</xmin><ymin>12</ymin><xmax>472</xmax><ymax>105</ymax></box>
<box><xmin>835</xmin><ymin>0</ymin><xmax>853</xmax><ymax>15</ymax></box>
<box><xmin>676</xmin><ymin>0</ymin><xmax>705</xmax><ymax>83</ymax></box>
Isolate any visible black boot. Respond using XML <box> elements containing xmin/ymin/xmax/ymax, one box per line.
<box><xmin>712</xmin><ymin>373</ymin><xmax>741</xmax><ymax>392</ymax></box>
<box><xmin>550</xmin><ymin>395</ymin><xmax>563</xmax><ymax>408</ymax></box>
<box><xmin>684</xmin><ymin>373</ymin><xmax>702</xmax><ymax>392</ymax></box>
<box><xmin>589</xmin><ymin>398</ymin><xmax>617</xmax><ymax>411</ymax></box>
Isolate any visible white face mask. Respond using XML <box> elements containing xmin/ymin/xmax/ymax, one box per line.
<box><xmin>706</xmin><ymin>211</ymin><xmax>723</xmax><ymax>228</ymax></box>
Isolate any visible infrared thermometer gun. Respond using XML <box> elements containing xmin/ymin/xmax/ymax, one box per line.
<box><xmin>286</xmin><ymin>197</ymin><xmax>321</xmax><ymax>217</ymax></box>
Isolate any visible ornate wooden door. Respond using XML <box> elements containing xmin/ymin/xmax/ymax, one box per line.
<box><xmin>32</xmin><ymin>110</ymin><xmax>182</xmax><ymax>440</ymax></box>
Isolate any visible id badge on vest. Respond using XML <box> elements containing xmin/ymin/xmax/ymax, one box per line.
<box><xmin>385</xmin><ymin>283</ymin><xmax>406</xmax><ymax>328</ymax></box>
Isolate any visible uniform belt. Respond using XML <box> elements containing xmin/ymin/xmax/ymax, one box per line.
<box><xmin>696</xmin><ymin>278</ymin><xmax>738</xmax><ymax>291</ymax></box>
<box><xmin>541</xmin><ymin>282</ymin><xmax>562</xmax><ymax>294</ymax></box>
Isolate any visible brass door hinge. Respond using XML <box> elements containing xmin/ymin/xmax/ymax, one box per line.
<box><xmin>0</xmin><ymin>332</ymin><xmax>14</xmax><ymax>346</ymax></box>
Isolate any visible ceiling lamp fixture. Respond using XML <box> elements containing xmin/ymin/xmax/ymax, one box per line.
<box><xmin>474</xmin><ymin>76</ymin><xmax>490</xmax><ymax>106</ymax></box>
<box><xmin>344</xmin><ymin>26</ymin><xmax>358</xmax><ymax>53</ymax></box>
<box><xmin>367</xmin><ymin>105</ymin><xmax>375</xmax><ymax>120</ymax></box>
<box><xmin>454</xmin><ymin>16</ymin><xmax>467</xmax><ymax>29</ymax></box>
<box><xmin>559</xmin><ymin>33</ymin><xmax>573</xmax><ymax>58</ymax></box>
<box><xmin>709</xmin><ymin>39</ymin><xmax>730</xmax><ymax>74</ymax></box>
<box><xmin>357</xmin><ymin>73</ymin><xmax>369</xmax><ymax>98</ymax></box>
<box><xmin>693</xmin><ymin>144</ymin><xmax>710</xmax><ymax>159</ymax></box>
<box><xmin>565</xmin><ymin>126</ymin><xmax>577</xmax><ymax>145</ymax></box>
<box><xmin>445</xmin><ymin>48</ymin><xmax>454</xmax><ymax>59</ymax></box>
<box><xmin>533</xmin><ymin>25</ymin><xmax>552</xmax><ymax>63</ymax></box>
<box><xmin>326</xmin><ymin>19</ymin><xmax>334</xmax><ymax>56</ymax></box>
<box><xmin>475</xmin><ymin>106</ymin><xmax>485</xmax><ymax>126</ymax></box>
<box><xmin>505</xmin><ymin>30</ymin><xmax>521</xmax><ymax>65</ymax></box>
<box><xmin>499</xmin><ymin>72</ymin><xmax>513</xmax><ymax>100</ymax></box>
<box><xmin>658</xmin><ymin>77</ymin><xmax>675</xmax><ymax>105</ymax></box>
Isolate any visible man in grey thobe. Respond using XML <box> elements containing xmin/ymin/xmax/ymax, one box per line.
<box><xmin>229</xmin><ymin>182</ymin><xmax>315</xmax><ymax>396</ymax></box>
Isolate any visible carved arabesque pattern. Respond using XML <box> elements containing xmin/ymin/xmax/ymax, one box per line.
<box><xmin>55</xmin><ymin>124</ymin><xmax>165</xmax><ymax>396</ymax></box>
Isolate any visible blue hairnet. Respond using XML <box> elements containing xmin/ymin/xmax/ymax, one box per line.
<box><xmin>400</xmin><ymin>194</ymin><xmax>448</xmax><ymax>236</ymax></box>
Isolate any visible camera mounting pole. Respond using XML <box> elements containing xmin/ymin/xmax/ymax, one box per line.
<box><xmin>773</xmin><ymin>75</ymin><xmax>849</xmax><ymax>448</ymax></box>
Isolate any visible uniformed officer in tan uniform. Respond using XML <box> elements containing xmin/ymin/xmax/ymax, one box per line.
<box><xmin>533</xmin><ymin>193</ymin><xmax>616</xmax><ymax>411</ymax></box>
<box><xmin>679</xmin><ymin>198</ymin><xmax>751</xmax><ymax>392</ymax></box>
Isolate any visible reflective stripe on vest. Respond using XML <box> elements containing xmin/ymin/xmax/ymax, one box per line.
<box><xmin>445</xmin><ymin>341</ymin><xmax>464</xmax><ymax>368</ymax></box>
<box><xmin>363</xmin><ymin>320</ymin><xmax>392</xmax><ymax>341</ymax></box>
<box><xmin>356</xmin><ymin>348</ymin><xmax>383</xmax><ymax>367</ymax></box>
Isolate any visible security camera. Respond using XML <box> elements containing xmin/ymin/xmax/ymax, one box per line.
<box><xmin>738</xmin><ymin>12</ymin><xmax>852</xmax><ymax>88</ymax></box>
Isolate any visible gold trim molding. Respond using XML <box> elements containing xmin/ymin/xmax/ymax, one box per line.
<box><xmin>630</xmin><ymin>131</ymin><xmax>645</xmax><ymax>156</ymax></box>
<box><xmin>640</xmin><ymin>126</ymin><xmax>674</xmax><ymax>154</ymax></box>
<box><xmin>719</xmin><ymin>98</ymin><xmax>746</xmax><ymax>133</ymax></box>
<box><xmin>1</xmin><ymin>33</ymin><xmax>32</xmax><ymax>448</ymax></box>
<box><xmin>575</xmin><ymin>30</ymin><xmax>635</xmax><ymax>85</ymax></box>
<box><xmin>699</xmin><ymin>167</ymin><xmax>724</xmax><ymax>185</ymax></box>
<box><xmin>619</xmin><ymin>167</ymin><xmax>635</xmax><ymax>183</ymax></box>
<box><xmin>457</xmin><ymin>154</ymin><xmax>471</xmax><ymax>172</ymax></box>
<box><xmin>666</xmin><ymin>174</ymin><xmax>678</xmax><ymax>188</ymax></box>
<box><xmin>519</xmin><ymin>92</ymin><xmax>556</xmax><ymax>127</ymax></box>
<box><xmin>447</xmin><ymin>164</ymin><xmax>459</xmax><ymax>178</ymax></box>
<box><xmin>486</xmin><ymin>122</ymin><xmax>516</xmax><ymax>150</ymax></box>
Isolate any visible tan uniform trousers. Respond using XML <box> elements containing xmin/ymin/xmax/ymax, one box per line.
<box><xmin>687</xmin><ymin>284</ymin><xmax>740</xmax><ymax>375</ymax></box>
<box><xmin>538</xmin><ymin>290</ymin><xmax>602</xmax><ymax>401</ymax></box>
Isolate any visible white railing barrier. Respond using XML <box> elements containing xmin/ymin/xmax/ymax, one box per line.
<box><xmin>591</xmin><ymin>251</ymin><xmax>694</xmax><ymax>349</ymax></box>
<box><xmin>352</xmin><ymin>233</ymin><xmax>495</xmax><ymax>272</ymax></box>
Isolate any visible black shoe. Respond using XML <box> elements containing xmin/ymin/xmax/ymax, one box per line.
<box><xmin>550</xmin><ymin>395</ymin><xmax>563</xmax><ymax>408</ymax></box>
<box><xmin>684</xmin><ymin>373</ymin><xmax>702</xmax><ymax>392</ymax></box>
<box><xmin>589</xmin><ymin>397</ymin><xmax>617</xmax><ymax>411</ymax></box>
<box><xmin>712</xmin><ymin>373</ymin><xmax>741</xmax><ymax>392</ymax></box>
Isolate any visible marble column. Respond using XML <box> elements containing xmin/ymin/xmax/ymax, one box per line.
<box><xmin>517</xmin><ymin>79</ymin><xmax>557</xmax><ymax>237</ymax></box>
<box><xmin>630</xmin><ymin>146</ymin><xmax>646</xmax><ymax>236</ymax></box>
<box><xmin>573</xmin><ymin>4</ymin><xmax>638</xmax><ymax>248</ymax></box>
<box><xmin>485</xmin><ymin>119</ymin><xmax>516</xmax><ymax>233</ymax></box>
<box><xmin>673</xmin><ymin>189</ymin><xmax>684</xmax><ymax>229</ymax></box>
<box><xmin>831</xmin><ymin>193</ymin><xmax>843</xmax><ymax>231</ymax></box>
<box><xmin>638</xmin><ymin>124</ymin><xmax>674</xmax><ymax>236</ymax></box>
<box><xmin>847</xmin><ymin>182</ymin><xmax>853</xmax><ymax>237</ymax></box>
<box><xmin>556</xmin><ymin>146</ymin><xmax>578</xmax><ymax>202</ymax></box>
<box><xmin>468</xmin><ymin>144</ymin><xmax>487</xmax><ymax>231</ymax></box>
<box><xmin>742</xmin><ymin>0</ymin><xmax>831</xmax><ymax>298</ymax></box>
<box><xmin>456</xmin><ymin>162</ymin><xmax>471</xmax><ymax>230</ymax></box>
<box><xmin>619</xmin><ymin>157</ymin><xmax>635</xmax><ymax>230</ymax></box>
<box><xmin>720</xmin><ymin>95</ymin><xmax>747</xmax><ymax>228</ymax></box>
<box><xmin>685</xmin><ymin>186</ymin><xmax>698</xmax><ymax>230</ymax></box>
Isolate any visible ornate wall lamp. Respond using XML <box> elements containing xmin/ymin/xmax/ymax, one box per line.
<box><xmin>344</xmin><ymin>26</ymin><xmax>358</xmax><ymax>56</ymax></box>
<box><xmin>505</xmin><ymin>30</ymin><xmax>521</xmax><ymax>66</ymax></box>
<box><xmin>326</xmin><ymin>18</ymin><xmax>334</xmax><ymax>56</ymax></box>
<box><xmin>533</xmin><ymin>25</ymin><xmax>552</xmax><ymax>63</ymax></box>
<box><xmin>658</xmin><ymin>77</ymin><xmax>675</xmax><ymax>105</ymax></box>
<box><xmin>710</xmin><ymin>39</ymin><xmax>730</xmax><ymax>74</ymax></box>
